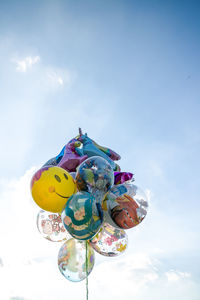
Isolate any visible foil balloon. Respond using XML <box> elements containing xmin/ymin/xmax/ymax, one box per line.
<box><xmin>62</xmin><ymin>191</ymin><xmax>102</xmax><ymax>240</ymax></box>
<box><xmin>76</xmin><ymin>156</ymin><xmax>114</xmax><ymax>203</ymax></box>
<box><xmin>31</xmin><ymin>166</ymin><xmax>77</xmax><ymax>213</ymax></box>
<box><xmin>37</xmin><ymin>210</ymin><xmax>71</xmax><ymax>242</ymax></box>
<box><xmin>57</xmin><ymin>139</ymin><xmax>88</xmax><ymax>172</ymax></box>
<box><xmin>106</xmin><ymin>182</ymin><xmax>148</xmax><ymax>229</ymax></box>
<box><xmin>114</xmin><ymin>171</ymin><xmax>134</xmax><ymax>185</ymax></box>
<box><xmin>76</xmin><ymin>129</ymin><xmax>119</xmax><ymax>170</ymax></box>
<box><xmin>58</xmin><ymin>239</ymin><xmax>95</xmax><ymax>282</ymax></box>
<box><xmin>43</xmin><ymin>139</ymin><xmax>88</xmax><ymax>172</ymax></box>
<box><xmin>90</xmin><ymin>222</ymin><xmax>128</xmax><ymax>257</ymax></box>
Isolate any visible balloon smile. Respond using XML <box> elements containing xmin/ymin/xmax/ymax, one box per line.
<box><xmin>55</xmin><ymin>192</ymin><xmax>70</xmax><ymax>199</ymax></box>
<box><xmin>55</xmin><ymin>186</ymin><xmax>76</xmax><ymax>199</ymax></box>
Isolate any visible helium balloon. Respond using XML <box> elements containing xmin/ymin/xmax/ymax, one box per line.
<box><xmin>76</xmin><ymin>129</ymin><xmax>119</xmax><ymax>170</ymax></box>
<box><xmin>102</xmin><ymin>210</ymin><xmax>121</xmax><ymax>229</ymax></box>
<box><xmin>29</xmin><ymin>129</ymin><xmax>149</xmax><ymax>282</ymax></box>
<box><xmin>37</xmin><ymin>210</ymin><xmax>71</xmax><ymax>242</ymax></box>
<box><xmin>106</xmin><ymin>182</ymin><xmax>148</xmax><ymax>229</ymax></box>
<box><xmin>90</xmin><ymin>222</ymin><xmax>128</xmax><ymax>257</ymax></box>
<box><xmin>57</xmin><ymin>139</ymin><xmax>88</xmax><ymax>172</ymax></box>
<box><xmin>58</xmin><ymin>239</ymin><xmax>95</xmax><ymax>282</ymax></box>
<box><xmin>70</xmin><ymin>172</ymin><xmax>76</xmax><ymax>179</ymax></box>
<box><xmin>114</xmin><ymin>171</ymin><xmax>133</xmax><ymax>185</ymax></box>
<box><xmin>76</xmin><ymin>156</ymin><xmax>114</xmax><ymax>200</ymax></box>
<box><xmin>31</xmin><ymin>166</ymin><xmax>77</xmax><ymax>213</ymax></box>
<box><xmin>62</xmin><ymin>191</ymin><xmax>102</xmax><ymax>240</ymax></box>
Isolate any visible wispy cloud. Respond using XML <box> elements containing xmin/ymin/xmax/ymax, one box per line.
<box><xmin>13</xmin><ymin>56</ymin><xmax>40</xmax><ymax>72</ymax></box>
<box><xmin>10</xmin><ymin>297</ymin><xmax>29</xmax><ymax>300</ymax></box>
<box><xmin>45</xmin><ymin>68</ymin><xmax>74</xmax><ymax>89</ymax></box>
<box><xmin>166</xmin><ymin>270</ymin><xmax>191</xmax><ymax>282</ymax></box>
<box><xmin>47</xmin><ymin>71</ymin><xmax>64</xmax><ymax>86</ymax></box>
<box><xmin>0</xmin><ymin>258</ymin><xmax>3</xmax><ymax>267</ymax></box>
<box><xmin>11</xmin><ymin>54</ymin><xmax>75</xmax><ymax>89</ymax></box>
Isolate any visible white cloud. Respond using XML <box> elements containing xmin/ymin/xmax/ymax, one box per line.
<box><xmin>145</xmin><ymin>188</ymin><xmax>152</xmax><ymax>202</ymax></box>
<box><xmin>47</xmin><ymin>71</ymin><xmax>63</xmax><ymax>85</ymax></box>
<box><xmin>0</xmin><ymin>168</ymin><xmax>199</xmax><ymax>300</ymax></box>
<box><xmin>166</xmin><ymin>270</ymin><xmax>191</xmax><ymax>282</ymax></box>
<box><xmin>46</xmin><ymin>69</ymin><xmax>73</xmax><ymax>88</ymax></box>
<box><xmin>11</xmin><ymin>54</ymin><xmax>75</xmax><ymax>89</ymax></box>
<box><xmin>10</xmin><ymin>297</ymin><xmax>29</xmax><ymax>300</ymax></box>
<box><xmin>14</xmin><ymin>56</ymin><xmax>40</xmax><ymax>72</ymax></box>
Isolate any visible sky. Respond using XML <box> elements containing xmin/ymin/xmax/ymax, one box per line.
<box><xmin>0</xmin><ymin>0</ymin><xmax>200</xmax><ymax>299</ymax></box>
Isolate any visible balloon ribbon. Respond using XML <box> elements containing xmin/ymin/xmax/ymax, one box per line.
<box><xmin>86</xmin><ymin>241</ymin><xmax>89</xmax><ymax>300</ymax></box>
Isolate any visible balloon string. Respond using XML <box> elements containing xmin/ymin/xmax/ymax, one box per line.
<box><xmin>86</xmin><ymin>241</ymin><xmax>89</xmax><ymax>300</ymax></box>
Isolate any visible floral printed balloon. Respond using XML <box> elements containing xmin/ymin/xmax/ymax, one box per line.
<box><xmin>58</xmin><ymin>239</ymin><xmax>95</xmax><ymax>282</ymax></box>
<box><xmin>90</xmin><ymin>222</ymin><xmax>128</xmax><ymax>257</ymax></box>
<box><xmin>37</xmin><ymin>210</ymin><xmax>71</xmax><ymax>242</ymax></box>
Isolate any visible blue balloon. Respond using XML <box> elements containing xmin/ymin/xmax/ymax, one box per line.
<box><xmin>61</xmin><ymin>191</ymin><xmax>103</xmax><ymax>240</ymax></box>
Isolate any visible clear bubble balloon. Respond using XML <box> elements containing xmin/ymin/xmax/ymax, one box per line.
<box><xmin>90</xmin><ymin>222</ymin><xmax>128</xmax><ymax>257</ymax></box>
<box><xmin>61</xmin><ymin>191</ymin><xmax>103</xmax><ymax>240</ymax></box>
<box><xmin>106</xmin><ymin>182</ymin><xmax>148</xmax><ymax>229</ymax></box>
<box><xmin>76</xmin><ymin>156</ymin><xmax>114</xmax><ymax>197</ymax></box>
<box><xmin>37</xmin><ymin>210</ymin><xmax>71</xmax><ymax>242</ymax></box>
<box><xmin>58</xmin><ymin>239</ymin><xmax>95</xmax><ymax>282</ymax></box>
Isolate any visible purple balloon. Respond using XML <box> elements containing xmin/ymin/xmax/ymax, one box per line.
<box><xmin>114</xmin><ymin>172</ymin><xmax>133</xmax><ymax>185</ymax></box>
<box><xmin>57</xmin><ymin>139</ymin><xmax>88</xmax><ymax>172</ymax></box>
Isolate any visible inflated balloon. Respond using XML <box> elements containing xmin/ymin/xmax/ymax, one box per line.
<box><xmin>62</xmin><ymin>191</ymin><xmax>102</xmax><ymax>240</ymax></box>
<box><xmin>43</xmin><ymin>139</ymin><xmax>88</xmax><ymax>172</ymax></box>
<box><xmin>37</xmin><ymin>210</ymin><xmax>71</xmax><ymax>242</ymax></box>
<box><xmin>70</xmin><ymin>172</ymin><xmax>76</xmax><ymax>179</ymax></box>
<box><xmin>30</xmin><ymin>128</ymin><xmax>149</xmax><ymax>284</ymax></box>
<box><xmin>58</xmin><ymin>239</ymin><xmax>95</xmax><ymax>282</ymax></box>
<box><xmin>102</xmin><ymin>210</ymin><xmax>122</xmax><ymax>229</ymax></box>
<box><xmin>31</xmin><ymin>166</ymin><xmax>77</xmax><ymax>213</ymax></box>
<box><xmin>114</xmin><ymin>171</ymin><xmax>134</xmax><ymax>185</ymax></box>
<box><xmin>76</xmin><ymin>128</ymin><xmax>120</xmax><ymax>171</ymax></box>
<box><xmin>76</xmin><ymin>156</ymin><xmax>114</xmax><ymax>201</ymax></box>
<box><xmin>90</xmin><ymin>222</ymin><xmax>128</xmax><ymax>257</ymax></box>
<box><xmin>106</xmin><ymin>182</ymin><xmax>148</xmax><ymax>229</ymax></box>
<box><xmin>57</xmin><ymin>139</ymin><xmax>88</xmax><ymax>172</ymax></box>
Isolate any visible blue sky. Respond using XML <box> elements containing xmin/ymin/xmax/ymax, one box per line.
<box><xmin>0</xmin><ymin>1</ymin><xmax>199</xmax><ymax>299</ymax></box>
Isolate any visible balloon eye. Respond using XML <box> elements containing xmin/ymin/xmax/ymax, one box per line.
<box><xmin>64</xmin><ymin>173</ymin><xmax>68</xmax><ymax>180</ymax></box>
<box><xmin>55</xmin><ymin>175</ymin><xmax>61</xmax><ymax>182</ymax></box>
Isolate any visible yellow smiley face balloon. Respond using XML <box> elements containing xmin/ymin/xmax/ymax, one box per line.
<box><xmin>31</xmin><ymin>166</ymin><xmax>77</xmax><ymax>213</ymax></box>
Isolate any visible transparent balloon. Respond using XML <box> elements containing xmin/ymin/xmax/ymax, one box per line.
<box><xmin>62</xmin><ymin>191</ymin><xmax>103</xmax><ymax>240</ymax></box>
<box><xmin>106</xmin><ymin>182</ymin><xmax>149</xmax><ymax>229</ymax></box>
<box><xmin>90</xmin><ymin>222</ymin><xmax>128</xmax><ymax>257</ymax></box>
<box><xmin>76</xmin><ymin>156</ymin><xmax>114</xmax><ymax>203</ymax></box>
<box><xmin>37</xmin><ymin>210</ymin><xmax>71</xmax><ymax>242</ymax></box>
<box><xmin>58</xmin><ymin>239</ymin><xmax>95</xmax><ymax>282</ymax></box>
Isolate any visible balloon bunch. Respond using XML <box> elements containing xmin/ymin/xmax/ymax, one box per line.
<box><xmin>30</xmin><ymin>128</ymin><xmax>148</xmax><ymax>282</ymax></box>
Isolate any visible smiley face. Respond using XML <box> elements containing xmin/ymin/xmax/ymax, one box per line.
<box><xmin>31</xmin><ymin>166</ymin><xmax>77</xmax><ymax>213</ymax></box>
